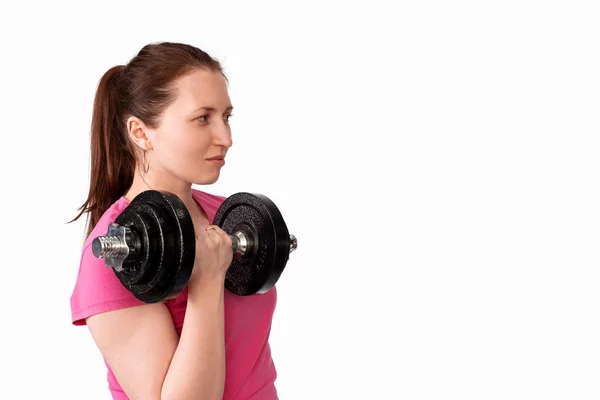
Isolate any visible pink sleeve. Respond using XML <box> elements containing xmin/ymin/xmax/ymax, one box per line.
<box><xmin>70</xmin><ymin>242</ymin><xmax>145</xmax><ymax>326</ymax></box>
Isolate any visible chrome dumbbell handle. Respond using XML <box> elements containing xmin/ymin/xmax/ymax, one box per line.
<box><xmin>229</xmin><ymin>232</ymin><xmax>297</xmax><ymax>256</ymax></box>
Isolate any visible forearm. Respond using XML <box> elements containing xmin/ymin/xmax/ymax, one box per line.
<box><xmin>161</xmin><ymin>280</ymin><xmax>226</xmax><ymax>400</ymax></box>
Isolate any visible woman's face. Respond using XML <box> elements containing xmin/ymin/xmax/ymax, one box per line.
<box><xmin>144</xmin><ymin>68</ymin><xmax>234</xmax><ymax>186</ymax></box>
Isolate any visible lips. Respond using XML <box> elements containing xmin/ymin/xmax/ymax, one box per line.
<box><xmin>206</xmin><ymin>155</ymin><xmax>226</xmax><ymax>166</ymax></box>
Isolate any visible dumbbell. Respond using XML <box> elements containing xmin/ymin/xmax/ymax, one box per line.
<box><xmin>91</xmin><ymin>190</ymin><xmax>297</xmax><ymax>303</ymax></box>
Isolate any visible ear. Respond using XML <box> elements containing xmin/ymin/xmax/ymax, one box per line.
<box><xmin>126</xmin><ymin>116</ymin><xmax>154</xmax><ymax>151</ymax></box>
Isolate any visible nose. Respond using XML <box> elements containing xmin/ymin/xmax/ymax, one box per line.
<box><xmin>212</xmin><ymin>120</ymin><xmax>233</xmax><ymax>148</ymax></box>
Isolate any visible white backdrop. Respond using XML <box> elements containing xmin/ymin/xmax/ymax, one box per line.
<box><xmin>1</xmin><ymin>1</ymin><xmax>599</xmax><ymax>399</ymax></box>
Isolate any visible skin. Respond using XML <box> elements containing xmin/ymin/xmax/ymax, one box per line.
<box><xmin>86</xmin><ymin>68</ymin><xmax>235</xmax><ymax>400</ymax></box>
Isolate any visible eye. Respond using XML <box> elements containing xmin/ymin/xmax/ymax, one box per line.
<box><xmin>225</xmin><ymin>114</ymin><xmax>234</xmax><ymax>122</ymax></box>
<box><xmin>196</xmin><ymin>115</ymin><xmax>209</xmax><ymax>123</ymax></box>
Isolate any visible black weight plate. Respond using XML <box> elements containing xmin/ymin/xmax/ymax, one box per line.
<box><xmin>146</xmin><ymin>191</ymin><xmax>196</xmax><ymax>302</ymax></box>
<box><xmin>213</xmin><ymin>192</ymin><xmax>291</xmax><ymax>296</ymax></box>
<box><xmin>133</xmin><ymin>202</ymin><xmax>173</xmax><ymax>301</ymax></box>
<box><xmin>114</xmin><ymin>190</ymin><xmax>195</xmax><ymax>303</ymax></box>
<box><xmin>114</xmin><ymin>196</ymin><xmax>166</xmax><ymax>300</ymax></box>
<box><xmin>114</xmin><ymin>201</ymin><xmax>161</xmax><ymax>292</ymax></box>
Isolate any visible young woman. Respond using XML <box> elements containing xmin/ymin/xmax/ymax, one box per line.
<box><xmin>70</xmin><ymin>42</ymin><xmax>279</xmax><ymax>400</ymax></box>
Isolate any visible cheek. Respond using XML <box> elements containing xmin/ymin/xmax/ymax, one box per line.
<box><xmin>158</xmin><ymin>131</ymin><xmax>210</xmax><ymax>165</ymax></box>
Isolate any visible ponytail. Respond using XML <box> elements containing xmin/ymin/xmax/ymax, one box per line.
<box><xmin>70</xmin><ymin>65</ymin><xmax>136</xmax><ymax>238</ymax></box>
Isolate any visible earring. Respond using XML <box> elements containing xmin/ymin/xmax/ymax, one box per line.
<box><xmin>143</xmin><ymin>150</ymin><xmax>150</xmax><ymax>173</ymax></box>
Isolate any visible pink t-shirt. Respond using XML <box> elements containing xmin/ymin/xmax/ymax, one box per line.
<box><xmin>70</xmin><ymin>189</ymin><xmax>279</xmax><ymax>399</ymax></box>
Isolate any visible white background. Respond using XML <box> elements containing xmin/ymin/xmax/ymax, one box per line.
<box><xmin>1</xmin><ymin>1</ymin><xmax>599</xmax><ymax>399</ymax></box>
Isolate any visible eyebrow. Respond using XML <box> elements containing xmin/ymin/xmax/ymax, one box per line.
<box><xmin>194</xmin><ymin>106</ymin><xmax>234</xmax><ymax>113</ymax></box>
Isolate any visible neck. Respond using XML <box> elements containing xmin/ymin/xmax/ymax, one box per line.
<box><xmin>124</xmin><ymin>168</ymin><xmax>205</xmax><ymax>221</ymax></box>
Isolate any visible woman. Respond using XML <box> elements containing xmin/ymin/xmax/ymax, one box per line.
<box><xmin>69</xmin><ymin>42</ymin><xmax>279</xmax><ymax>400</ymax></box>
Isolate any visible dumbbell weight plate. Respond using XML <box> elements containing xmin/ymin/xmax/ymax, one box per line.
<box><xmin>213</xmin><ymin>192</ymin><xmax>291</xmax><ymax>296</ymax></box>
<box><xmin>114</xmin><ymin>190</ymin><xmax>196</xmax><ymax>303</ymax></box>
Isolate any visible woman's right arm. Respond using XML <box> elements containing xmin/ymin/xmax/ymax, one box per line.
<box><xmin>86</xmin><ymin>276</ymin><xmax>226</xmax><ymax>400</ymax></box>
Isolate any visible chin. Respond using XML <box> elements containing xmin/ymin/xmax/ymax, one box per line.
<box><xmin>193</xmin><ymin>172</ymin><xmax>221</xmax><ymax>185</ymax></box>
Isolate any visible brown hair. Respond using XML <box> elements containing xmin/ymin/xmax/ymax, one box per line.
<box><xmin>70</xmin><ymin>42</ymin><xmax>226</xmax><ymax>238</ymax></box>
